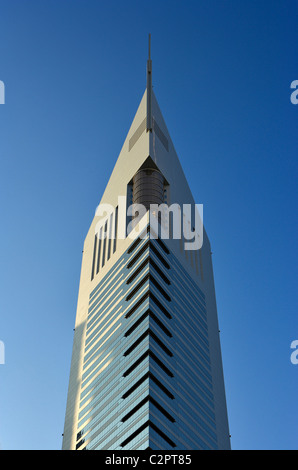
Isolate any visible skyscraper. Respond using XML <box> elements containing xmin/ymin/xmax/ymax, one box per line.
<box><xmin>62</xmin><ymin>39</ymin><xmax>230</xmax><ymax>451</ymax></box>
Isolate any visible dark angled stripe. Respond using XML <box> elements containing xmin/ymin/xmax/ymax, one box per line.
<box><xmin>121</xmin><ymin>395</ymin><xmax>175</xmax><ymax>423</ymax></box>
<box><xmin>124</xmin><ymin>329</ymin><xmax>173</xmax><ymax>357</ymax></box>
<box><xmin>123</xmin><ymin>350</ymin><xmax>174</xmax><ymax>378</ymax></box>
<box><xmin>120</xmin><ymin>420</ymin><xmax>149</xmax><ymax>448</ymax></box>
<box><xmin>125</xmin><ymin>291</ymin><xmax>150</xmax><ymax>319</ymax></box>
<box><xmin>127</xmin><ymin>257</ymin><xmax>171</xmax><ymax>286</ymax></box>
<box><xmin>125</xmin><ymin>291</ymin><xmax>172</xmax><ymax>320</ymax></box>
<box><xmin>123</xmin><ymin>351</ymin><xmax>148</xmax><ymax>377</ymax></box>
<box><xmin>123</xmin><ymin>330</ymin><xmax>148</xmax><ymax>356</ymax></box>
<box><xmin>122</xmin><ymin>371</ymin><xmax>174</xmax><ymax>400</ymax></box>
<box><xmin>127</xmin><ymin>240</ymin><xmax>170</xmax><ymax>270</ymax></box>
<box><xmin>149</xmin><ymin>396</ymin><xmax>175</xmax><ymax>422</ymax></box>
<box><xmin>126</xmin><ymin>273</ymin><xmax>150</xmax><ymax>301</ymax></box>
<box><xmin>150</xmin><ymin>275</ymin><xmax>171</xmax><ymax>301</ymax></box>
<box><xmin>150</xmin><ymin>242</ymin><xmax>170</xmax><ymax>269</ymax></box>
<box><xmin>155</xmin><ymin>236</ymin><xmax>170</xmax><ymax>254</ymax></box>
<box><xmin>121</xmin><ymin>396</ymin><xmax>149</xmax><ymax>422</ymax></box>
<box><xmin>124</xmin><ymin>311</ymin><xmax>150</xmax><ymax>337</ymax></box>
<box><xmin>149</xmin><ymin>310</ymin><xmax>172</xmax><ymax>337</ymax></box>
<box><xmin>149</xmin><ymin>329</ymin><xmax>173</xmax><ymax>357</ymax></box>
<box><xmin>149</xmin><ymin>350</ymin><xmax>174</xmax><ymax>377</ymax></box>
<box><xmin>126</xmin><ymin>273</ymin><xmax>170</xmax><ymax>302</ymax></box>
<box><xmin>149</xmin><ymin>372</ymin><xmax>175</xmax><ymax>399</ymax></box>
<box><xmin>127</xmin><ymin>241</ymin><xmax>150</xmax><ymax>269</ymax></box>
<box><xmin>124</xmin><ymin>309</ymin><xmax>172</xmax><ymax>338</ymax></box>
<box><xmin>150</xmin><ymin>258</ymin><xmax>171</xmax><ymax>284</ymax></box>
<box><xmin>150</xmin><ymin>420</ymin><xmax>176</xmax><ymax>447</ymax></box>
<box><xmin>126</xmin><ymin>257</ymin><xmax>150</xmax><ymax>285</ymax></box>
<box><xmin>127</xmin><ymin>225</ymin><xmax>150</xmax><ymax>254</ymax></box>
<box><xmin>150</xmin><ymin>292</ymin><xmax>172</xmax><ymax>319</ymax></box>
<box><xmin>120</xmin><ymin>420</ymin><xmax>176</xmax><ymax>448</ymax></box>
<box><xmin>122</xmin><ymin>372</ymin><xmax>150</xmax><ymax>399</ymax></box>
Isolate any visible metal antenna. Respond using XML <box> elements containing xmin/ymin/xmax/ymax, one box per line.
<box><xmin>146</xmin><ymin>34</ymin><xmax>152</xmax><ymax>132</ymax></box>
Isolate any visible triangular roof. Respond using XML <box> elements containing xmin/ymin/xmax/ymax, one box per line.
<box><xmin>98</xmin><ymin>87</ymin><xmax>196</xmax><ymax>211</ymax></box>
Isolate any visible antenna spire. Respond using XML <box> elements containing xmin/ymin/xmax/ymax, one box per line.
<box><xmin>146</xmin><ymin>34</ymin><xmax>152</xmax><ymax>132</ymax></box>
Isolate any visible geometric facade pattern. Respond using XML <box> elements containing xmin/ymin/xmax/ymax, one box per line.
<box><xmin>75</xmin><ymin>228</ymin><xmax>219</xmax><ymax>450</ymax></box>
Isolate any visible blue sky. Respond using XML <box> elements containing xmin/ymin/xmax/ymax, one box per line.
<box><xmin>0</xmin><ymin>0</ymin><xmax>297</xmax><ymax>450</ymax></box>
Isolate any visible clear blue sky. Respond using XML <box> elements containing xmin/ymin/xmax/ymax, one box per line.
<box><xmin>0</xmin><ymin>0</ymin><xmax>297</xmax><ymax>450</ymax></box>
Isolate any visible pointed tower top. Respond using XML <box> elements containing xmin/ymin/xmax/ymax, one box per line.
<box><xmin>146</xmin><ymin>34</ymin><xmax>152</xmax><ymax>132</ymax></box>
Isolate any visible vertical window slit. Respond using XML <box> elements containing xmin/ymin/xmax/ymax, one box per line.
<box><xmin>91</xmin><ymin>234</ymin><xmax>97</xmax><ymax>281</ymax></box>
<box><xmin>102</xmin><ymin>221</ymin><xmax>108</xmax><ymax>268</ymax></box>
<box><xmin>96</xmin><ymin>227</ymin><xmax>102</xmax><ymax>274</ymax></box>
<box><xmin>113</xmin><ymin>206</ymin><xmax>118</xmax><ymax>253</ymax></box>
<box><xmin>107</xmin><ymin>213</ymin><xmax>113</xmax><ymax>261</ymax></box>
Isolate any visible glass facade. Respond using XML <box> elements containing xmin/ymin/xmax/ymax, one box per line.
<box><xmin>74</xmin><ymin>229</ymin><xmax>218</xmax><ymax>450</ymax></box>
